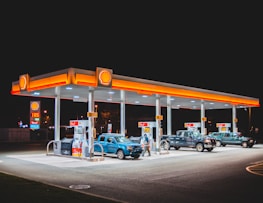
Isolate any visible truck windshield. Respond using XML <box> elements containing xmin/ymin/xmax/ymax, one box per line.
<box><xmin>115</xmin><ymin>136</ymin><xmax>130</xmax><ymax>143</ymax></box>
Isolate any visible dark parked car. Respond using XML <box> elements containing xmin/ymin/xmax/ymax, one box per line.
<box><xmin>161</xmin><ymin>130</ymin><xmax>216</xmax><ymax>152</ymax></box>
<box><xmin>209</xmin><ymin>132</ymin><xmax>255</xmax><ymax>148</ymax></box>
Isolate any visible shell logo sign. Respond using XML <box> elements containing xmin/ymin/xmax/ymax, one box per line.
<box><xmin>96</xmin><ymin>67</ymin><xmax>112</xmax><ymax>87</ymax></box>
<box><xmin>31</xmin><ymin>101</ymin><xmax>40</xmax><ymax>111</ymax></box>
<box><xmin>99</xmin><ymin>70</ymin><xmax>111</xmax><ymax>85</ymax></box>
<box><xmin>19</xmin><ymin>74</ymin><xmax>29</xmax><ymax>91</ymax></box>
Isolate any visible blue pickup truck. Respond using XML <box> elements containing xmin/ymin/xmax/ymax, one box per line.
<box><xmin>93</xmin><ymin>133</ymin><xmax>143</xmax><ymax>159</ymax></box>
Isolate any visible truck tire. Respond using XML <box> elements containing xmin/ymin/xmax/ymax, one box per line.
<box><xmin>160</xmin><ymin>140</ymin><xmax>170</xmax><ymax>150</ymax></box>
<box><xmin>117</xmin><ymin>149</ymin><xmax>125</xmax><ymax>159</ymax></box>
<box><xmin>216</xmin><ymin>140</ymin><xmax>222</xmax><ymax>147</ymax></box>
<box><xmin>196</xmin><ymin>143</ymin><xmax>204</xmax><ymax>152</ymax></box>
<box><xmin>241</xmin><ymin>142</ymin><xmax>248</xmax><ymax>148</ymax></box>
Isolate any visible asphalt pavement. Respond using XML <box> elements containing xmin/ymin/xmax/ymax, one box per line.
<box><xmin>1</xmin><ymin>142</ymin><xmax>263</xmax><ymax>203</ymax></box>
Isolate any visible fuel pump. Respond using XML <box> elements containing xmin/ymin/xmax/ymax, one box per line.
<box><xmin>70</xmin><ymin>120</ymin><xmax>89</xmax><ymax>158</ymax></box>
<box><xmin>138</xmin><ymin>121</ymin><xmax>156</xmax><ymax>151</ymax></box>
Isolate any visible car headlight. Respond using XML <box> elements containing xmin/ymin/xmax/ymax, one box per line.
<box><xmin>127</xmin><ymin>146</ymin><xmax>133</xmax><ymax>151</ymax></box>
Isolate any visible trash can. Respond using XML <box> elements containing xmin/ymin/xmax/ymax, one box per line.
<box><xmin>61</xmin><ymin>138</ymin><xmax>73</xmax><ymax>155</ymax></box>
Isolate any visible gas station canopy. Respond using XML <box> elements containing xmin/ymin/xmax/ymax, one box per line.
<box><xmin>11</xmin><ymin>67</ymin><xmax>260</xmax><ymax>110</ymax></box>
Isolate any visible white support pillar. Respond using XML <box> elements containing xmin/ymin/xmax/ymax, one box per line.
<box><xmin>200</xmin><ymin>102</ymin><xmax>206</xmax><ymax>135</ymax></box>
<box><xmin>88</xmin><ymin>90</ymin><xmax>95</xmax><ymax>155</ymax></box>
<box><xmin>54</xmin><ymin>87</ymin><xmax>61</xmax><ymax>141</ymax></box>
<box><xmin>155</xmin><ymin>95</ymin><xmax>161</xmax><ymax>154</ymax></box>
<box><xmin>120</xmin><ymin>90</ymin><xmax>126</xmax><ymax>135</ymax></box>
<box><xmin>232</xmin><ymin>105</ymin><xmax>237</xmax><ymax>133</ymax></box>
<box><xmin>167</xmin><ymin>96</ymin><xmax>172</xmax><ymax>135</ymax></box>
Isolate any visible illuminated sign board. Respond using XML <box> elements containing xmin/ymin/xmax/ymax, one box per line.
<box><xmin>30</xmin><ymin>124</ymin><xmax>40</xmax><ymax>129</ymax></box>
<box><xmin>70</xmin><ymin>120</ymin><xmax>79</xmax><ymax>126</ymax></box>
<box><xmin>31</xmin><ymin>112</ymin><xmax>40</xmax><ymax>118</ymax></box>
<box><xmin>87</xmin><ymin>112</ymin><xmax>98</xmax><ymax>118</ymax></box>
<box><xmin>19</xmin><ymin>74</ymin><xmax>29</xmax><ymax>91</ymax></box>
<box><xmin>184</xmin><ymin>122</ymin><xmax>201</xmax><ymax>128</ymax></box>
<box><xmin>143</xmin><ymin>127</ymin><xmax>150</xmax><ymax>133</ymax></box>
<box><xmin>96</xmin><ymin>67</ymin><xmax>112</xmax><ymax>88</ymax></box>
<box><xmin>30</xmin><ymin>101</ymin><xmax>40</xmax><ymax>130</ymax></box>
<box><xmin>138</xmin><ymin>122</ymin><xmax>149</xmax><ymax>127</ymax></box>
<box><xmin>216</xmin><ymin>123</ymin><xmax>231</xmax><ymax>128</ymax></box>
<box><xmin>156</xmin><ymin>115</ymin><xmax>163</xmax><ymax>120</ymax></box>
<box><xmin>69</xmin><ymin>120</ymin><xmax>89</xmax><ymax>127</ymax></box>
<box><xmin>138</xmin><ymin>121</ymin><xmax>156</xmax><ymax>128</ymax></box>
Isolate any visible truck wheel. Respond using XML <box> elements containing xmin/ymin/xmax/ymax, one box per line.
<box><xmin>196</xmin><ymin>143</ymin><xmax>204</xmax><ymax>152</ymax></box>
<box><xmin>160</xmin><ymin>140</ymin><xmax>170</xmax><ymax>150</ymax></box>
<box><xmin>216</xmin><ymin>140</ymin><xmax>222</xmax><ymax>147</ymax></box>
<box><xmin>117</xmin><ymin>150</ymin><xmax>125</xmax><ymax>159</ymax></box>
<box><xmin>242</xmin><ymin>142</ymin><xmax>248</xmax><ymax>148</ymax></box>
<box><xmin>164</xmin><ymin>142</ymin><xmax>170</xmax><ymax>150</ymax></box>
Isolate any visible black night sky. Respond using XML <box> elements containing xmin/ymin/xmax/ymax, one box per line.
<box><xmin>1</xmin><ymin>3</ymin><xmax>262</xmax><ymax>136</ymax></box>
